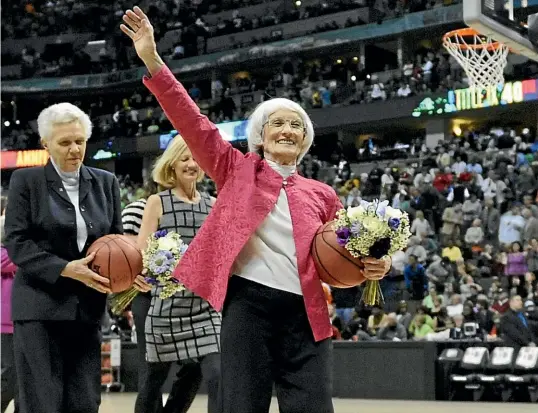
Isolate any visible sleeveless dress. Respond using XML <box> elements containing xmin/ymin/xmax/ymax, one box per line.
<box><xmin>145</xmin><ymin>190</ymin><xmax>221</xmax><ymax>363</ymax></box>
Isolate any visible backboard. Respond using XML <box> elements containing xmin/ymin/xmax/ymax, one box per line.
<box><xmin>464</xmin><ymin>0</ymin><xmax>538</xmax><ymax>61</ymax></box>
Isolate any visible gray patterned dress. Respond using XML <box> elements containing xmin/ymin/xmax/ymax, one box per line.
<box><xmin>145</xmin><ymin>190</ymin><xmax>221</xmax><ymax>363</ymax></box>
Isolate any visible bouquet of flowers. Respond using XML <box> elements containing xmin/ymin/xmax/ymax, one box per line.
<box><xmin>110</xmin><ymin>229</ymin><xmax>187</xmax><ymax>315</ymax></box>
<box><xmin>333</xmin><ymin>200</ymin><xmax>411</xmax><ymax>306</ymax></box>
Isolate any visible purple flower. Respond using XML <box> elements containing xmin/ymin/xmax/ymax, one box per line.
<box><xmin>144</xmin><ymin>277</ymin><xmax>158</xmax><ymax>285</ymax></box>
<box><xmin>154</xmin><ymin>230</ymin><xmax>168</xmax><ymax>239</ymax></box>
<box><xmin>148</xmin><ymin>251</ymin><xmax>174</xmax><ymax>275</ymax></box>
<box><xmin>350</xmin><ymin>222</ymin><xmax>361</xmax><ymax>236</ymax></box>
<box><xmin>336</xmin><ymin>227</ymin><xmax>351</xmax><ymax>247</ymax></box>
<box><xmin>388</xmin><ymin>217</ymin><xmax>401</xmax><ymax>230</ymax></box>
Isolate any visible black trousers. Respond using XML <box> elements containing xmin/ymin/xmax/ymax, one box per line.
<box><xmin>13</xmin><ymin>321</ymin><xmax>101</xmax><ymax>413</ymax></box>
<box><xmin>134</xmin><ymin>353</ymin><xmax>221</xmax><ymax>413</ymax></box>
<box><xmin>221</xmin><ymin>277</ymin><xmax>334</xmax><ymax>413</ymax></box>
<box><xmin>1</xmin><ymin>333</ymin><xmax>18</xmax><ymax>413</ymax></box>
<box><xmin>132</xmin><ymin>293</ymin><xmax>221</xmax><ymax>413</ymax></box>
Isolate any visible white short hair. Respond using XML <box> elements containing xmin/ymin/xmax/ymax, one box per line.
<box><xmin>246</xmin><ymin>98</ymin><xmax>314</xmax><ymax>163</ymax></box>
<box><xmin>37</xmin><ymin>102</ymin><xmax>92</xmax><ymax>142</ymax></box>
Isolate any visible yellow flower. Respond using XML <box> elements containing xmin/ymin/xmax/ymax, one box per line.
<box><xmin>157</xmin><ymin>236</ymin><xmax>177</xmax><ymax>251</ymax></box>
<box><xmin>361</xmin><ymin>216</ymin><xmax>384</xmax><ymax>232</ymax></box>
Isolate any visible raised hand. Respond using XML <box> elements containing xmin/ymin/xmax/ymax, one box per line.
<box><xmin>60</xmin><ymin>252</ymin><xmax>112</xmax><ymax>294</ymax></box>
<box><xmin>120</xmin><ymin>7</ymin><xmax>160</xmax><ymax>67</ymax></box>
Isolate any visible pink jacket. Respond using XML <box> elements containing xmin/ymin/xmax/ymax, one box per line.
<box><xmin>1</xmin><ymin>246</ymin><xmax>16</xmax><ymax>334</ymax></box>
<box><xmin>144</xmin><ymin>66</ymin><xmax>342</xmax><ymax>341</ymax></box>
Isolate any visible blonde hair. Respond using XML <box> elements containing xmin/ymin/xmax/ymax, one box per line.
<box><xmin>152</xmin><ymin>135</ymin><xmax>204</xmax><ymax>189</ymax></box>
<box><xmin>37</xmin><ymin>102</ymin><xmax>92</xmax><ymax>142</ymax></box>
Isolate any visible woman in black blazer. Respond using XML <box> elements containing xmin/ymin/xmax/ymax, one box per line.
<box><xmin>4</xmin><ymin>102</ymin><xmax>122</xmax><ymax>413</ymax></box>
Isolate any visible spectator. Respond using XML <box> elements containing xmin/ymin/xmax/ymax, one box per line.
<box><xmin>523</xmin><ymin>208</ymin><xmax>538</xmax><ymax>244</ymax></box>
<box><xmin>410</xmin><ymin>314</ymin><xmax>435</xmax><ymax>340</ymax></box>
<box><xmin>410</xmin><ymin>210</ymin><xmax>432</xmax><ymax>238</ymax></box>
<box><xmin>491</xmin><ymin>291</ymin><xmax>511</xmax><ymax>314</ymax></box>
<box><xmin>395</xmin><ymin>301</ymin><xmax>413</xmax><ymax>331</ymax></box>
<box><xmin>500</xmin><ymin>295</ymin><xmax>538</xmax><ymax>349</ymax></box>
<box><xmin>505</xmin><ymin>242</ymin><xmax>528</xmax><ymax>282</ymax></box>
<box><xmin>404</xmin><ymin>255</ymin><xmax>427</xmax><ymax>301</ymax></box>
<box><xmin>441</xmin><ymin>203</ymin><xmax>463</xmax><ymax>244</ymax></box>
<box><xmin>405</xmin><ymin>236</ymin><xmax>428</xmax><ymax>264</ymax></box>
<box><xmin>426</xmin><ymin>256</ymin><xmax>452</xmax><ymax>289</ymax></box>
<box><xmin>331</xmin><ymin>286</ymin><xmax>359</xmax><ymax>326</ymax></box>
<box><xmin>446</xmin><ymin>294</ymin><xmax>464</xmax><ymax>317</ymax></box>
<box><xmin>480</xmin><ymin>198</ymin><xmax>501</xmax><ymax>242</ymax></box>
<box><xmin>377</xmin><ymin>313</ymin><xmax>408</xmax><ymax>341</ymax></box>
<box><xmin>367</xmin><ymin>305</ymin><xmax>388</xmax><ymax>336</ymax></box>
<box><xmin>464</xmin><ymin>218</ymin><xmax>484</xmax><ymax>248</ymax></box>
<box><xmin>441</xmin><ymin>239</ymin><xmax>463</xmax><ymax>262</ymax></box>
<box><xmin>499</xmin><ymin>204</ymin><xmax>525</xmax><ymax>245</ymax></box>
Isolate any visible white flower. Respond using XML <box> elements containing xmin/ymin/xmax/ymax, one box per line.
<box><xmin>384</xmin><ymin>206</ymin><xmax>403</xmax><ymax>219</ymax></box>
<box><xmin>347</xmin><ymin>205</ymin><xmax>366</xmax><ymax>220</ymax></box>
<box><xmin>157</xmin><ymin>236</ymin><xmax>177</xmax><ymax>251</ymax></box>
<box><xmin>361</xmin><ymin>216</ymin><xmax>384</xmax><ymax>233</ymax></box>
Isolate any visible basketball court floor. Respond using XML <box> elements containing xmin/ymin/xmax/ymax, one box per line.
<box><xmin>5</xmin><ymin>394</ymin><xmax>537</xmax><ymax>413</ymax></box>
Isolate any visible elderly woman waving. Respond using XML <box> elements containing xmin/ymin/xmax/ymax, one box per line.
<box><xmin>121</xmin><ymin>7</ymin><xmax>390</xmax><ymax>413</ymax></box>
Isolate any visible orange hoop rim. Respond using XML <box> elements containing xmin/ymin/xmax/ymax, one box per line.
<box><xmin>443</xmin><ymin>27</ymin><xmax>505</xmax><ymax>52</ymax></box>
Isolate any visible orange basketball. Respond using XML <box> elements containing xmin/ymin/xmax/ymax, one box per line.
<box><xmin>312</xmin><ymin>222</ymin><xmax>366</xmax><ymax>288</ymax></box>
<box><xmin>86</xmin><ymin>234</ymin><xmax>143</xmax><ymax>293</ymax></box>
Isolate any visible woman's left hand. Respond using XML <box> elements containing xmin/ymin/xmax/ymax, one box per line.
<box><xmin>362</xmin><ymin>257</ymin><xmax>391</xmax><ymax>281</ymax></box>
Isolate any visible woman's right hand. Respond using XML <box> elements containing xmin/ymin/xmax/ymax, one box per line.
<box><xmin>133</xmin><ymin>271</ymin><xmax>152</xmax><ymax>293</ymax></box>
<box><xmin>120</xmin><ymin>6</ymin><xmax>162</xmax><ymax>72</ymax></box>
<box><xmin>61</xmin><ymin>252</ymin><xmax>112</xmax><ymax>294</ymax></box>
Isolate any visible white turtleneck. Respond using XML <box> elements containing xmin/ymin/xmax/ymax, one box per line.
<box><xmin>51</xmin><ymin>158</ymin><xmax>88</xmax><ymax>252</ymax></box>
<box><xmin>233</xmin><ymin>159</ymin><xmax>302</xmax><ymax>295</ymax></box>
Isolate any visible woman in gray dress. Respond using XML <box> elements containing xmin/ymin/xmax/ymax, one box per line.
<box><xmin>133</xmin><ymin>135</ymin><xmax>221</xmax><ymax>413</ymax></box>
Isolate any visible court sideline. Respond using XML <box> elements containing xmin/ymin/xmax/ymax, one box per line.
<box><xmin>6</xmin><ymin>394</ymin><xmax>536</xmax><ymax>412</ymax></box>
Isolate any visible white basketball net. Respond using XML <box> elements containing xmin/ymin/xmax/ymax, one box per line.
<box><xmin>443</xmin><ymin>31</ymin><xmax>509</xmax><ymax>90</ymax></box>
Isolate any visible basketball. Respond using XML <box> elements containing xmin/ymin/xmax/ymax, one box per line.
<box><xmin>312</xmin><ymin>222</ymin><xmax>366</xmax><ymax>288</ymax></box>
<box><xmin>86</xmin><ymin>234</ymin><xmax>143</xmax><ymax>293</ymax></box>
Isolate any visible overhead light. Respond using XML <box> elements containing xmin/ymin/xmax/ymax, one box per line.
<box><xmin>4</xmin><ymin>121</ymin><xmax>10</xmax><ymax>127</ymax></box>
<box><xmin>336</xmin><ymin>59</ymin><xmax>342</xmax><ymax>64</ymax></box>
<box><xmin>295</xmin><ymin>0</ymin><xmax>301</xmax><ymax>6</ymax></box>
<box><xmin>353</xmin><ymin>56</ymin><xmax>358</xmax><ymax>61</ymax></box>
<box><xmin>351</xmin><ymin>75</ymin><xmax>357</xmax><ymax>81</ymax></box>
<box><xmin>15</xmin><ymin>120</ymin><xmax>20</xmax><ymax>125</ymax></box>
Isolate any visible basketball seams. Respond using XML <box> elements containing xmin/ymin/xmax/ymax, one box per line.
<box><xmin>111</xmin><ymin>238</ymin><xmax>135</xmax><ymax>284</ymax></box>
<box><xmin>313</xmin><ymin>223</ymin><xmax>366</xmax><ymax>288</ymax></box>
<box><xmin>86</xmin><ymin>234</ymin><xmax>143</xmax><ymax>293</ymax></box>
<box><xmin>106</xmin><ymin>241</ymin><xmax>112</xmax><ymax>285</ymax></box>
<box><xmin>313</xmin><ymin>233</ymin><xmax>355</xmax><ymax>288</ymax></box>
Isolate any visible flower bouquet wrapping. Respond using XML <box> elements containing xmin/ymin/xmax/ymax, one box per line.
<box><xmin>333</xmin><ymin>200</ymin><xmax>411</xmax><ymax>306</ymax></box>
<box><xmin>110</xmin><ymin>230</ymin><xmax>187</xmax><ymax>315</ymax></box>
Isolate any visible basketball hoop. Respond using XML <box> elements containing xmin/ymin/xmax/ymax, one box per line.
<box><xmin>443</xmin><ymin>27</ymin><xmax>509</xmax><ymax>90</ymax></box>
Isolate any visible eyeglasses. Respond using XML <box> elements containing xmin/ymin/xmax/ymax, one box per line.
<box><xmin>265</xmin><ymin>118</ymin><xmax>305</xmax><ymax>132</ymax></box>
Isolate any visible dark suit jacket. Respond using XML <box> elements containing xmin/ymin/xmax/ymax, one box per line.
<box><xmin>4</xmin><ymin>162</ymin><xmax>122</xmax><ymax>323</ymax></box>
<box><xmin>500</xmin><ymin>309</ymin><xmax>538</xmax><ymax>349</ymax></box>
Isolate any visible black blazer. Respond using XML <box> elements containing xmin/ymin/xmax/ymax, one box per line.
<box><xmin>4</xmin><ymin>162</ymin><xmax>122</xmax><ymax>323</ymax></box>
<box><xmin>500</xmin><ymin>309</ymin><xmax>538</xmax><ymax>349</ymax></box>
